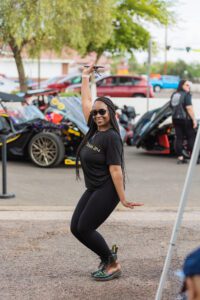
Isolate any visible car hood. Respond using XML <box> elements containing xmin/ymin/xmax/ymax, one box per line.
<box><xmin>132</xmin><ymin>101</ymin><xmax>172</xmax><ymax>146</ymax></box>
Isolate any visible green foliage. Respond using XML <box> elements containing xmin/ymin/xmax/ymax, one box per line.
<box><xmin>0</xmin><ymin>0</ymin><xmax>114</xmax><ymax>56</ymax></box>
<box><xmin>161</xmin><ymin>60</ymin><xmax>200</xmax><ymax>80</ymax></box>
<box><xmin>128</xmin><ymin>55</ymin><xmax>147</xmax><ymax>74</ymax></box>
<box><xmin>127</xmin><ymin>59</ymin><xmax>200</xmax><ymax>81</ymax></box>
<box><xmin>88</xmin><ymin>0</ymin><xmax>174</xmax><ymax>58</ymax></box>
<box><xmin>0</xmin><ymin>0</ymin><xmax>174</xmax><ymax>56</ymax></box>
<box><xmin>0</xmin><ymin>0</ymin><xmax>114</xmax><ymax>90</ymax></box>
<box><xmin>0</xmin><ymin>0</ymin><xmax>174</xmax><ymax>90</ymax></box>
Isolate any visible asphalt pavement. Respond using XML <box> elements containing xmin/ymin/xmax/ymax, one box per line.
<box><xmin>1</xmin><ymin>147</ymin><xmax>200</xmax><ymax>208</ymax></box>
<box><xmin>0</xmin><ymin>146</ymin><xmax>200</xmax><ymax>300</ymax></box>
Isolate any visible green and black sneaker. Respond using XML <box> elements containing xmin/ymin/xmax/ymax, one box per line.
<box><xmin>91</xmin><ymin>244</ymin><xmax>118</xmax><ymax>277</ymax></box>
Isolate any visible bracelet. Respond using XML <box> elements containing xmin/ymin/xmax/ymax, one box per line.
<box><xmin>82</xmin><ymin>75</ymin><xmax>90</xmax><ymax>78</ymax></box>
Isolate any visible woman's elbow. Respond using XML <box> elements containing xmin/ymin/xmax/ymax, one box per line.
<box><xmin>109</xmin><ymin>165</ymin><xmax>122</xmax><ymax>176</ymax></box>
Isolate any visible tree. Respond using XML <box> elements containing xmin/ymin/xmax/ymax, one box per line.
<box><xmin>0</xmin><ymin>0</ymin><xmax>114</xmax><ymax>91</ymax></box>
<box><xmin>86</xmin><ymin>0</ymin><xmax>174</xmax><ymax>61</ymax></box>
<box><xmin>125</xmin><ymin>59</ymin><xmax>200</xmax><ymax>81</ymax></box>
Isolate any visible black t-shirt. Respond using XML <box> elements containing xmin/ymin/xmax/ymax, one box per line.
<box><xmin>183</xmin><ymin>92</ymin><xmax>192</xmax><ymax>107</ymax></box>
<box><xmin>80</xmin><ymin>128</ymin><xmax>123</xmax><ymax>190</ymax></box>
<box><xmin>172</xmin><ymin>91</ymin><xmax>192</xmax><ymax>121</ymax></box>
<box><xmin>183</xmin><ymin>92</ymin><xmax>192</xmax><ymax>120</ymax></box>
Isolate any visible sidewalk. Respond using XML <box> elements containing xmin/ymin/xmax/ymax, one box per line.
<box><xmin>0</xmin><ymin>207</ymin><xmax>200</xmax><ymax>300</ymax></box>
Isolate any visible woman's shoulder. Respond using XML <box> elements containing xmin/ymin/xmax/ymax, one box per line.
<box><xmin>104</xmin><ymin>128</ymin><xmax>122</xmax><ymax>142</ymax></box>
<box><xmin>106</xmin><ymin>128</ymin><xmax>120</xmax><ymax>136</ymax></box>
<box><xmin>183</xmin><ymin>91</ymin><xmax>192</xmax><ymax>100</ymax></box>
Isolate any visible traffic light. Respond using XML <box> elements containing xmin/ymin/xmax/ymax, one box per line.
<box><xmin>186</xmin><ymin>47</ymin><xmax>191</xmax><ymax>52</ymax></box>
<box><xmin>166</xmin><ymin>45</ymin><xmax>171</xmax><ymax>50</ymax></box>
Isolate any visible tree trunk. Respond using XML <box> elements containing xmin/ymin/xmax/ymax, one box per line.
<box><xmin>96</xmin><ymin>51</ymin><xmax>103</xmax><ymax>64</ymax></box>
<box><xmin>9</xmin><ymin>39</ymin><xmax>27</xmax><ymax>92</ymax></box>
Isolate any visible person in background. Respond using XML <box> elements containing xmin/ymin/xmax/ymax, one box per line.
<box><xmin>179</xmin><ymin>247</ymin><xmax>200</xmax><ymax>300</ymax></box>
<box><xmin>170</xmin><ymin>80</ymin><xmax>197</xmax><ymax>164</ymax></box>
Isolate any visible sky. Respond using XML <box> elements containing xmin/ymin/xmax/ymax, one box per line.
<box><xmin>135</xmin><ymin>0</ymin><xmax>200</xmax><ymax>64</ymax></box>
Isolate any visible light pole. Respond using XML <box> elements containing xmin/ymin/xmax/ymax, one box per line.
<box><xmin>164</xmin><ymin>25</ymin><xmax>168</xmax><ymax>75</ymax></box>
<box><xmin>146</xmin><ymin>37</ymin><xmax>152</xmax><ymax>112</ymax></box>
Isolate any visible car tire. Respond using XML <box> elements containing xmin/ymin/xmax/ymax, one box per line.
<box><xmin>154</xmin><ymin>85</ymin><xmax>161</xmax><ymax>92</ymax></box>
<box><xmin>28</xmin><ymin>132</ymin><xmax>65</xmax><ymax>168</ymax></box>
<box><xmin>132</xmin><ymin>93</ymin><xmax>145</xmax><ymax>98</ymax></box>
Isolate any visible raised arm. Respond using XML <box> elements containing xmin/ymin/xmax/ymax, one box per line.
<box><xmin>81</xmin><ymin>64</ymin><xmax>95</xmax><ymax>123</ymax></box>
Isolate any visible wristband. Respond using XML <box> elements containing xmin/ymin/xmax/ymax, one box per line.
<box><xmin>82</xmin><ymin>75</ymin><xmax>90</xmax><ymax>78</ymax></box>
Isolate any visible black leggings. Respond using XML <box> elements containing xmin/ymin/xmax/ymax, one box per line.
<box><xmin>173</xmin><ymin>119</ymin><xmax>196</xmax><ymax>157</ymax></box>
<box><xmin>70</xmin><ymin>179</ymin><xmax>119</xmax><ymax>261</ymax></box>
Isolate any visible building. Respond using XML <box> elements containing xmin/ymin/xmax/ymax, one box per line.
<box><xmin>0</xmin><ymin>47</ymin><xmax>111</xmax><ymax>80</ymax></box>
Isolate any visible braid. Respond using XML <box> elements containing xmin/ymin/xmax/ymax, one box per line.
<box><xmin>75</xmin><ymin>97</ymin><xmax>126</xmax><ymax>186</ymax></box>
<box><xmin>75</xmin><ymin>113</ymin><xmax>97</xmax><ymax>180</ymax></box>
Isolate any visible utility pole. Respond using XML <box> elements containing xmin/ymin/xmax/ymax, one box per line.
<box><xmin>38</xmin><ymin>55</ymin><xmax>41</xmax><ymax>89</ymax></box>
<box><xmin>37</xmin><ymin>0</ymin><xmax>41</xmax><ymax>89</ymax></box>
<box><xmin>164</xmin><ymin>25</ymin><xmax>168</xmax><ymax>75</ymax></box>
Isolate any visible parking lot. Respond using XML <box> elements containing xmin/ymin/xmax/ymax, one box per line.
<box><xmin>0</xmin><ymin>144</ymin><xmax>200</xmax><ymax>300</ymax></box>
<box><xmin>1</xmin><ymin>146</ymin><xmax>200</xmax><ymax>209</ymax></box>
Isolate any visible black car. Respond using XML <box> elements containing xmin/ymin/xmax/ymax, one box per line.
<box><xmin>132</xmin><ymin>101</ymin><xmax>176</xmax><ymax>155</ymax></box>
<box><xmin>0</xmin><ymin>92</ymin><xmax>83</xmax><ymax>167</ymax></box>
<box><xmin>132</xmin><ymin>101</ymin><xmax>199</xmax><ymax>156</ymax></box>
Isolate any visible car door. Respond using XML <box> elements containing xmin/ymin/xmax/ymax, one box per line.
<box><xmin>116</xmin><ymin>76</ymin><xmax>135</xmax><ymax>97</ymax></box>
<box><xmin>162</xmin><ymin>76</ymin><xmax>177</xmax><ymax>89</ymax></box>
<box><xmin>96</xmin><ymin>77</ymin><xmax>118</xmax><ymax>97</ymax></box>
<box><xmin>0</xmin><ymin>116</ymin><xmax>11</xmax><ymax>135</ymax></box>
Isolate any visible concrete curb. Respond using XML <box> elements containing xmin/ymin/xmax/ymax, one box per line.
<box><xmin>0</xmin><ymin>210</ymin><xmax>200</xmax><ymax>222</ymax></box>
<box><xmin>0</xmin><ymin>205</ymin><xmax>200</xmax><ymax>212</ymax></box>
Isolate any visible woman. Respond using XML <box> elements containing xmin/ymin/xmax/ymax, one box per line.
<box><xmin>70</xmin><ymin>64</ymin><xmax>143</xmax><ymax>281</ymax></box>
<box><xmin>171</xmin><ymin>80</ymin><xmax>197</xmax><ymax>164</ymax></box>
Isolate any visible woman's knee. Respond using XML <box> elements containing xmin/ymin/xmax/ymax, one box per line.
<box><xmin>76</xmin><ymin>220</ymin><xmax>91</xmax><ymax>235</ymax></box>
<box><xmin>70</xmin><ymin>219</ymin><xmax>89</xmax><ymax>237</ymax></box>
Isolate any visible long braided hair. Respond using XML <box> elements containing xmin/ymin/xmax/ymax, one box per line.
<box><xmin>76</xmin><ymin>97</ymin><xmax>126</xmax><ymax>186</ymax></box>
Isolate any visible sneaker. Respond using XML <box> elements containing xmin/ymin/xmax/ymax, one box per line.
<box><xmin>177</xmin><ymin>158</ymin><xmax>187</xmax><ymax>164</ymax></box>
<box><xmin>92</xmin><ymin>268</ymin><xmax>122</xmax><ymax>281</ymax></box>
<box><xmin>91</xmin><ymin>245</ymin><xmax>118</xmax><ymax>277</ymax></box>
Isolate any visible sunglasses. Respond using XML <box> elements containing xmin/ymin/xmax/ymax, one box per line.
<box><xmin>92</xmin><ymin>109</ymin><xmax>107</xmax><ymax>116</ymax></box>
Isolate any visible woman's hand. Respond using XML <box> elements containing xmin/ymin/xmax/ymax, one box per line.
<box><xmin>82</xmin><ymin>63</ymin><xmax>95</xmax><ymax>76</ymax></box>
<box><xmin>193</xmin><ymin>119</ymin><xmax>197</xmax><ymax>129</ymax></box>
<box><xmin>120</xmin><ymin>200</ymin><xmax>144</xmax><ymax>209</ymax></box>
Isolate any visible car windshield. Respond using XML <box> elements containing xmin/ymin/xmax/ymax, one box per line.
<box><xmin>56</xmin><ymin>76</ymin><xmax>70</xmax><ymax>84</ymax></box>
<box><xmin>43</xmin><ymin>76</ymin><xmax>64</xmax><ymax>85</ymax></box>
<box><xmin>57</xmin><ymin>75</ymin><xmax>81</xmax><ymax>84</ymax></box>
<box><xmin>7</xmin><ymin>105</ymin><xmax>44</xmax><ymax>124</ymax></box>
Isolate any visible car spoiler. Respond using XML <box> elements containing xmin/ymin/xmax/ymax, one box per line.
<box><xmin>0</xmin><ymin>92</ymin><xmax>24</xmax><ymax>103</ymax></box>
<box><xmin>24</xmin><ymin>88</ymin><xmax>58</xmax><ymax>97</ymax></box>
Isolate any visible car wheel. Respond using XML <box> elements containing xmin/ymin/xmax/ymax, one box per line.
<box><xmin>28</xmin><ymin>132</ymin><xmax>65</xmax><ymax>167</ymax></box>
<box><xmin>154</xmin><ymin>85</ymin><xmax>161</xmax><ymax>92</ymax></box>
<box><xmin>132</xmin><ymin>93</ymin><xmax>145</xmax><ymax>98</ymax></box>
